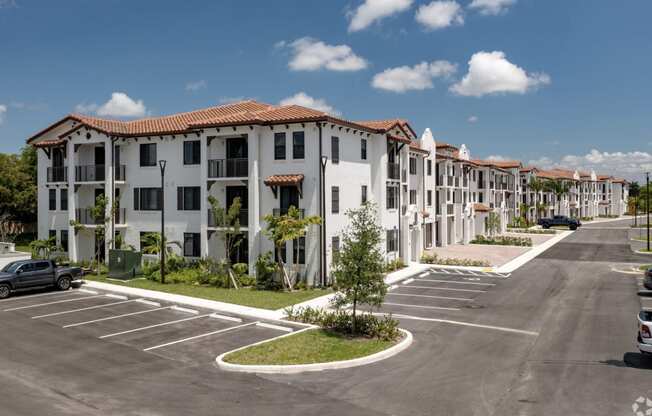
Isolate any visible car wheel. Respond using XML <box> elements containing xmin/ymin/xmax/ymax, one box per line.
<box><xmin>0</xmin><ymin>284</ymin><xmax>10</xmax><ymax>299</ymax></box>
<box><xmin>56</xmin><ymin>276</ymin><xmax>72</xmax><ymax>291</ymax></box>
<box><xmin>570</xmin><ymin>226</ymin><xmax>577</xmax><ymax>230</ymax></box>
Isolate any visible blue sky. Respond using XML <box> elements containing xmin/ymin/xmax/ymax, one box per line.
<box><xmin>1</xmin><ymin>0</ymin><xmax>651</xmax><ymax>180</ymax></box>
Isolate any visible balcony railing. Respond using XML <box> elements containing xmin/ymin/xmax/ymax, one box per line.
<box><xmin>75</xmin><ymin>165</ymin><xmax>105</xmax><ymax>182</ymax></box>
<box><xmin>437</xmin><ymin>176</ymin><xmax>444</xmax><ymax>186</ymax></box>
<box><xmin>208</xmin><ymin>158</ymin><xmax>248</xmax><ymax>178</ymax></box>
<box><xmin>273</xmin><ymin>208</ymin><xmax>305</xmax><ymax>218</ymax></box>
<box><xmin>47</xmin><ymin>167</ymin><xmax>67</xmax><ymax>183</ymax></box>
<box><xmin>208</xmin><ymin>208</ymin><xmax>248</xmax><ymax>227</ymax></box>
<box><xmin>387</xmin><ymin>163</ymin><xmax>400</xmax><ymax>180</ymax></box>
<box><xmin>447</xmin><ymin>176</ymin><xmax>454</xmax><ymax>187</ymax></box>
<box><xmin>447</xmin><ymin>204</ymin><xmax>454</xmax><ymax>215</ymax></box>
<box><xmin>76</xmin><ymin>208</ymin><xmax>125</xmax><ymax>225</ymax></box>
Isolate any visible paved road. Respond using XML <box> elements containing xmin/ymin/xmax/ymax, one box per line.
<box><xmin>0</xmin><ymin>219</ymin><xmax>650</xmax><ymax>415</ymax></box>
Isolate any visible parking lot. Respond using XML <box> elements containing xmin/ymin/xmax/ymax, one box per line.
<box><xmin>0</xmin><ymin>287</ymin><xmax>305</xmax><ymax>365</ymax></box>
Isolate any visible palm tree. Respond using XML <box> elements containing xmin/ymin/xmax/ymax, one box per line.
<box><xmin>547</xmin><ymin>180</ymin><xmax>571</xmax><ymax>215</ymax></box>
<box><xmin>528</xmin><ymin>178</ymin><xmax>546</xmax><ymax>222</ymax></box>
<box><xmin>140</xmin><ymin>232</ymin><xmax>181</xmax><ymax>256</ymax></box>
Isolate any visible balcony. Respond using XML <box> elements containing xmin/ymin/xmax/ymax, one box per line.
<box><xmin>447</xmin><ymin>176</ymin><xmax>454</xmax><ymax>187</ymax></box>
<box><xmin>76</xmin><ymin>208</ymin><xmax>125</xmax><ymax>225</ymax></box>
<box><xmin>447</xmin><ymin>204</ymin><xmax>454</xmax><ymax>215</ymax></box>
<box><xmin>273</xmin><ymin>208</ymin><xmax>305</xmax><ymax>218</ymax></box>
<box><xmin>208</xmin><ymin>158</ymin><xmax>248</xmax><ymax>179</ymax></box>
<box><xmin>478</xmin><ymin>180</ymin><xmax>486</xmax><ymax>189</ymax></box>
<box><xmin>437</xmin><ymin>176</ymin><xmax>444</xmax><ymax>186</ymax></box>
<box><xmin>75</xmin><ymin>165</ymin><xmax>105</xmax><ymax>182</ymax></box>
<box><xmin>47</xmin><ymin>167</ymin><xmax>67</xmax><ymax>183</ymax></box>
<box><xmin>114</xmin><ymin>165</ymin><xmax>126</xmax><ymax>181</ymax></box>
<box><xmin>387</xmin><ymin>163</ymin><xmax>400</xmax><ymax>180</ymax></box>
<box><xmin>208</xmin><ymin>208</ymin><xmax>248</xmax><ymax>227</ymax></box>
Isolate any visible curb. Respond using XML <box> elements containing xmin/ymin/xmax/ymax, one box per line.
<box><xmin>216</xmin><ymin>328</ymin><xmax>413</xmax><ymax>374</ymax></box>
<box><xmin>635</xmin><ymin>250</ymin><xmax>652</xmax><ymax>256</ymax></box>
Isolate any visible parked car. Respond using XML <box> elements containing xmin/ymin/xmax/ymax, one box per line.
<box><xmin>638</xmin><ymin>310</ymin><xmax>652</xmax><ymax>355</ymax></box>
<box><xmin>0</xmin><ymin>260</ymin><xmax>83</xmax><ymax>299</ymax></box>
<box><xmin>644</xmin><ymin>267</ymin><xmax>652</xmax><ymax>290</ymax></box>
<box><xmin>539</xmin><ymin>215</ymin><xmax>582</xmax><ymax>230</ymax></box>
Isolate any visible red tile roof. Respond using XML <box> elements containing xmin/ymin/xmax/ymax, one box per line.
<box><xmin>488</xmin><ymin>160</ymin><xmax>522</xmax><ymax>169</ymax></box>
<box><xmin>263</xmin><ymin>174</ymin><xmax>305</xmax><ymax>187</ymax></box>
<box><xmin>356</xmin><ymin>119</ymin><xmax>417</xmax><ymax>138</ymax></box>
<box><xmin>387</xmin><ymin>134</ymin><xmax>411</xmax><ymax>144</ymax></box>
<box><xmin>474</xmin><ymin>203</ymin><xmax>491</xmax><ymax>212</ymax></box>
<box><xmin>33</xmin><ymin>139</ymin><xmax>66</xmax><ymax>148</ymax></box>
<box><xmin>436</xmin><ymin>142</ymin><xmax>458</xmax><ymax>150</ymax></box>
<box><xmin>409</xmin><ymin>140</ymin><xmax>429</xmax><ymax>154</ymax></box>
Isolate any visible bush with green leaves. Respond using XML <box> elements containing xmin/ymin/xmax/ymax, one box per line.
<box><xmin>384</xmin><ymin>258</ymin><xmax>406</xmax><ymax>273</ymax></box>
<box><xmin>471</xmin><ymin>235</ymin><xmax>532</xmax><ymax>247</ymax></box>
<box><xmin>255</xmin><ymin>252</ymin><xmax>281</xmax><ymax>290</ymax></box>
<box><xmin>420</xmin><ymin>253</ymin><xmax>490</xmax><ymax>267</ymax></box>
<box><xmin>506</xmin><ymin>228</ymin><xmax>556</xmax><ymax>235</ymax></box>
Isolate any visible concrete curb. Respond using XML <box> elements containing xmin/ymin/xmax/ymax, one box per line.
<box><xmin>635</xmin><ymin>250</ymin><xmax>652</xmax><ymax>255</ymax></box>
<box><xmin>215</xmin><ymin>328</ymin><xmax>413</xmax><ymax>374</ymax></box>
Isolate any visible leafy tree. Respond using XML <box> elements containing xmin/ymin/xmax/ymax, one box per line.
<box><xmin>69</xmin><ymin>194</ymin><xmax>117</xmax><ymax>275</ymax></box>
<box><xmin>29</xmin><ymin>236</ymin><xmax>60</xmax><ymax>259</ymax></box>
<box><xmin>140</xmin><ymin>232</ymin><xmax>181</xmax><ymax>255</ymax></box>
<box><xmin>486</xmin><ymin>211</ymin><xmax>501</xmax><ymax>236</ymax></box>
<box><xmin>528</xmin><ymin>178</ymin><xmax>546</xmax><ymax>222</ymax></box>
<box><xmin>263</xmin><ymin>206</ymin><xmax>321</xmax><ymax>290</ymax></box>
<box><xmin>0</xmin><ymin>146</ymin><xmax>37</xmax><ymax>224</ymax></box>
<box><xmin>330</xmin><ymin>202</ymin><xmax>386</xmax><ymax>334</ymax></box>
<box><xmin>546</xmin><ymin>180</ymin><xmax>571</xmax><ymax>214</ymax></box>
<box><xmin>208</xmin><ymin>195</ymin><xmax>244</xmax><ymax>288</ymax></box>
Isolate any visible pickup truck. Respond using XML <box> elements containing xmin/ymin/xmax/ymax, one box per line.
<box><xmin>0</xmin><ymin>259</ymin><xmax>83</xmax><ymax>299</ymax></box>
<box><xmin>538</xmin><ymin>215</ymin><xmax>582</xmax><ymax>230</ymax></box>
<box><xmin>638</xmin><ymin>310</ymin><xmax>652</xmax><ymax>355</ymax></box>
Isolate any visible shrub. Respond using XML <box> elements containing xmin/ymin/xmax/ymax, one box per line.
<box><xmin>420</xmin><ymin>253</ymin><xmax>490</xmax><ymax>267</ymax></box>
<box><xmin>507</xmin><ymin>228</ymin><xmax>556</xmax><ymax>235</ymax></box>
<box><xmin>284</xmin><ymin>306</ymin><xmax>401</xmax><ymax>341</ymax></box>
<box><xmin>384</xmin><ymin>258</ymin><xmax>406</xmax><ymax>273</ymax></box>
<box><xmin>255</xmin><ymin>252</ymin><xmax>281</xmax><ymax>290</ymax></box>
<box><xmin>471</xmin><ymin>235</ymin><xmax>532</xmax><ymax>247</ymax></box>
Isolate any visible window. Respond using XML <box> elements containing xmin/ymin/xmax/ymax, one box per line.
<box><xmin>332</xmin><ymin>236</ymin><xmax>340</xmax><ymax>261</ymax></box>
<box><xmin>60</xmin><ymin>230</ymin><xmax>68</xmax><ymax>252</ymax></box>
<box><xmin>427</xmin><ymin>190</ymin><xmax>433</xmax><ymax>206</ymax></box>
<box><xmin>386</xmin><ymin>229</ymin><xmax>398</xmax><ymax>253</ymax></box>
<box><xmin>60</xmin><ymin>189</ymin><xmax>68</xmax><ymax>211</ymax></box>
<box><xmin>409</xmin><ymin>190</ymin><xmax>417</xmax><ymax>205</ymax></box>
<box><xmin>292</xmin><ymin>131</ymin><xmax>304</xmax><ymax>159</ymax></box>
<box><xmin>479</xmin><ymin>192</ymin><xmax>484</xmax><ymax>203</ymax></box>
<box><xmin>140</xmin><ymin>143</ymin><xmax>157</xmax><ymax>167</ymax></box>
<box><xmin>409</xmin><ymin>157</ymin><xmax>417</xmax><ymax>175</ymax></box>
<box><xmin>134</xmin><ymin>188</ymin><xmax>162</xmax><ymax>211</ymax></box>
<box><xmin>427</xmin><ymin>160</ymin><xmax>432</xmax><ymax>176</ymax></box>
<box><xmin>34</xmin><ymin>261</ymin><xmax>50</xmax><ymax>271</ymax></box>
<box><xmin>332</xmin><ymin>186</ymin><xmax>339</xmax><ymax>213</ymax></box>
<box><xmin>361</xmin><ymin>185</ymin><xmax>368</xmax><ymax>204</ymax></box>
<box><xmin>49</xmin><ymin>189</ymin><xmax>56</xmax><ymax>211</ymax></box>
<box><xmin>183</xmin><ymin>233</ymin><xmax>200</xmax><ymax>257</ymax></box>
<box><xmin>361</xmin><ymin>139</ymin><xmax>367</xmax><ymax>160</ymax></box>
<box><xmin>293</xmin><ymin>237</ymin><xmax>305</xmax><ymax>265</ymax></box>
<box><xmin>331</xmin><ymin>136</ymin><xmax>339</xmax><ymax>164</ymax></box>
<box><xmin>386</xmin><ymin>185</ymin><xmax>399</xmax><ymax>209</ymax></box>
<box><xmin>177</xmin><ymin>187</ymin><xmax>201</xmax><ymax>211</ymax></box>
<box><xmin>274</xmin><ymin>132</ymin><xmax>286</xmax><ymax>160</ymax></box>
<box><xmin>425</xmin><ymin>223</ymin><xmax>433</xmax><ymax>249</ymax></box>
<box><xmin>183</xmin><ymin>141</ymin><xmax>201</xmax><ymax>165</ymax></box>
<box><xmin>49</xmin><ymin>229</ymin><xmax>56</xmax><ymax>240</ymax></box>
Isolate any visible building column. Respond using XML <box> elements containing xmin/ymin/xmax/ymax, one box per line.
<box><xmin>200</xmin><ymin>137</ymin><xmax>209</xmax><ymax>258</ymax></box>
<box><xmin>67</xmin><ymin>142</ymin><xmax>78</xmax><ymax>262</ymax></box>
<box><xmin>104</xmin><ymin>141</ymin><xmax>113</xmax><ymax>262</ymax></box>
<box><xmin>439</xmin><ymin>207</ymin><xmax>448</xmax><ymax>247</ymax></box>
<box><xmin>247</xmin><ymin>130</ymin><xmax>261</xmax><ymax>273</ymax></box>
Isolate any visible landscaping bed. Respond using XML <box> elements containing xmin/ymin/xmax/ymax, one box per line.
<box><xmin>83</xmin><ymin>274</ymin><xmax>329</xmax><ymax>310</ymax></box>
<box><xmin>506</xmin><ymin>228</ymin><xmax>557</xmax><ymax>235</ymax></box>
<box><xmin>420</xmin><ymin>253</ymin><xmax>490</xmax><ymax>267</ymax></box>
<box><xmin>471</xmin><ymin>235</ymin><xmax>533</xmax><ymax>247</ymax></box>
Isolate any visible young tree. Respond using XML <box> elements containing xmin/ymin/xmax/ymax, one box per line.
<box><xmin>330</xmin><ymin>202</ymin><xmax>386</xmax><ymax>334</ymax></box>
<box><xmin>486</xmin><ymin>211</ymin><xmax>501</xmax><ymax>236</ymax></box>
<box><xmin>528</xmin><ymin>178</ymin><xmax>546</xmax><ymax>222</ymax></box>
<box><xmin>546</xmin><ymin>180</ymin><xmax>570</xmax><ymax>214</ymax></box>
<box><xmin>69</xmin><ymin>194</ymin><xmax>117</xmax><ymax>275</ymax></box>
<box><xmin>29</xmin><ymin>235</ymin><xmax>59</xmax><ymax>259</ymax></box>
<box><xmin>263</xmin><ymin>206</ymin><xmax>321</xmax><ymax>290</ymax></box>
<box><xmin>208</xmin><ymin>195</ymin><xmax>244</xmax><ymax>288</ymax></box>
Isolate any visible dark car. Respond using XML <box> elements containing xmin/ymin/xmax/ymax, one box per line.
<box><xmin>539</xmin><ymin>215</ymin><xmax>582</xmax><ymax>230</ymax></box>
<box><xmin>644</xmin><ymin>267</ymin><xmax>652</xmax><ymax>291</ymax></box>
<box><xmin>0</xmin><ymin>259</ymin><xmax>83</xmax><ymax>299</ymax></box>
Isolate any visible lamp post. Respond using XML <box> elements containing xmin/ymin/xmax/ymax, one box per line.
<box><xmin>320</xmin><ymin>155</ymin><xmax>328</xmax><ymax>287</ymax></box>
<box><xmin>159</xmin><ymin>160</ymin><xmax>167</xmax><ymax>284</ymax></box>
<box><xmin>647</xmin><ymin>172</ymin><xmax>650</xmax><ymax>252</ymax></box>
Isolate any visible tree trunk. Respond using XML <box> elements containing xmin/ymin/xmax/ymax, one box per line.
<box><xmin>227</xmin><ymin>268</ymin><xmax>239</xmax><ymax>290</ymax></box>
<box><xmin>351</xmin><ymin>296</ymin><xmax>357</xmax><ymax>335</ymax></box>
<box><xmin>276</xmin><ymin>246</ymin><xmax>293</xmax><ymax>291</ymax></box>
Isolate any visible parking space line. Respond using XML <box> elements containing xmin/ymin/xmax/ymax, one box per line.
<box><xmin>0</xmin><ymin>290</ymin><xmax>88</xmax><ymax>303</ymax></box>
<box><xmin>78</xmin><ymin>289</ymin><xmax>100</xmax><ymax>294</ymax></box>
<box><xmin>63</xmin><ymin>306</ymin><xmax>171</xmax><ymax>328</ymax></box>
<box><xmin>415</xmin><ymin>278</ymin><xmax>495</xmax><ymax>286</ymax></box>
<box><xmin>99</xmin><ymin>313</ymin><xmax>213</xmax><ymax>339</ymax></box>
<box><xmin>403</xmin><ymin>285</ymin><xmax>486</xmax><ymax>293</ymax></box>
<box><xmin>391</xmin><ymin>313</ymin><xmax>539</xmax><ymax>336</ymax></box>
<box><xmin>386</xmin><ymin>293</ymin><xmax>473</xmax><ymax>302</ymax></box>
<box><xmin>30</xmin><ymin>299</ymin><xmax>137</xmax><ymax>319</ymax></box>
<box><xmin>256</xmin><ymin>322</ymin><xmax>294</xmax><ymax>332</ymax></box>
<box><xmin>440</xmin><ymin>269</ymin><xmax>452</xmax><ymax>274</ymax></box>
<box><xmin>143</xmin><ymin>322</ymin><xmax>257</xmax><ymax>352</ymax></box>
<box><xmin>3</xmin><ymin>295</ymin><xmax>105</xmax><ymax>312</ymax></box>
<box><xmin>135</xmin><ymin>299</ymin><xmax>161</xmax><ymax>307</ymax></box>
<box><xmin>170</xmin><ymin>306</ymin><xmax>199</xmax><ymax>314</ymax></box>
<box><xmin>209</xmin><ymin>313</ymin><xmax>243</xmax><ymax>323</ymax></box>
<box><xmin>383</xmin><ymin>302</ymin><xmax>461</xmax><ymax>311</ymax></box>
<box><xmin>403</xmin><ymin>278</ymin><xmax>415</xmax><ymax>284</ymax></box>
<box><xmin>418</xmin><ymin>272</ymin><xmax>429</xmax><ymax>278</ymax></box>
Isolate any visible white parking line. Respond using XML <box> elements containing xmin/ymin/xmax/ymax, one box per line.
<box><xmin>403</xmin><ymin>278</ymin><xmax>415</xmax><ymax>284</ymax></box>
<box><xmin>383</xmin><ymin>302</ymin><xmax>461</xmax><ymax>311</ymax></box>
<box><xmin>386</xmin><ymin>293</ymin><xmax>473</xmax><ymax>302</ymax></box>
<box><xmin>0</xmin><ymin>290</ymin><xmax>87</xmax><ymax>303</ymax></box>
<box><xmin>143</xmin><ymin>322</ymin><xmax>257</xmax><ymax>351</ymax></box>
<box><xmin>391</xmin><ymin>313</ymin><xmax>539</xmax><ymax>336</ymax></box>
<box><xmin>256</xmin><ymin>322</ymin><xmax>294</xmax><ymax>332</ymax></box>
<box><xmin>63</xmin><ymin>306</ymin><xmax>171</xmax><ymax>328</ymax></box>
<box><xmin>418</xmin><ymin>272</ymin><xmax>429</xmax><ymax>278</ymax></box>
<box><xmin>31</xmin><ymin>298</ymin><xmax>136</xmax><ymax>319</ymax></box>
<box><xmin>415</xmin><ymin>278</ymin><xmax>495</xmax><ymax>286</ymax></box>
<box><xmin>402</xmin><ymin>285</ymin><xmax>486</xmax><ymax>293</ymax></box>
<box><xmin>99</xmin><ymin>313</ymin><xmax>213</xmax><ymax>339</ymax></box>
<box><xmin>3</xmin><ymin>295</ymin><xmax>105</xmax><ymax>312</ymax></box>
<box><xmin>170</xmin><ymin>306</ymin><xmax>199</xmax><ymax>314</ymax></box>
<box><xmin>209</xmin><ymin>313</ymin><xmax>243</xmax><ymax>323</ymax></box>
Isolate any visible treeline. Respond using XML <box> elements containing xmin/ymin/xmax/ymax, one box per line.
<box><xmin>0</xmin><ymin>146</ymin><xmax>37</xmax><ymax>223</ymax></box>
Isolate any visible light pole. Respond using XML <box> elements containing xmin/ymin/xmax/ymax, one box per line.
<box><xmin>647</xmin><ymin>172</ymin><xmax>650</xmax><ymax>252</ymax></box>
<box><xmin>159</xmin><ymin>160</ymin><xmax>167</xmax><ymax>284</ymax></box>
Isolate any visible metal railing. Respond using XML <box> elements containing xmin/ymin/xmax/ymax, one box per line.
<box><xmin>387</xmin><ymin>163</ymin><xmax>400</xmax><ymax>180</ymax></box>
<box><xmin>76</xmin><ymin>208</ymin><xmax>126</xmax><ymax>225</ymax></box>
<box><xmin>47</xmin><ymin>167</ymin><xmax>67</xmax><ymax>183</ymax></box>
<box><xmin>75</xmin><ymin>165</ymin><xmax>105</xmax><ymax>182</ymax></box>
<box><xmin>208</xmin><ymin>158</ymin><xmax>248</xmax><ymax>178</ymax></box>
<box><xmin>273</xmin><ymin>208</ymin><xmax>304</xmax><ymax>218</ymax></box>
<box><xmin>447</xmin><ymin>204</ymin><xmax>454</xmax><ymax>215</ymax></box>
<box><xmin>208</xmin><ymin>208</ymin><xmax>248</xmax><ymax>227</ymax></box>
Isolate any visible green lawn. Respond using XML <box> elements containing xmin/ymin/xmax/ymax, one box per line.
<box><xmin>223</xmin><ymin>328</ymin><xmax>397</xmax><ymax>365</ymax></box>
<box><xmin>639</xmin><ymin>264</ymin><xmax>651</xmax><ymax>271</ymax></box>
<box><xmin>84</xmin><ymin>275</ymin><xmax>330</xmax><ymax>310</ymax></box>
<box><xmin>14</xmin><ymin>245</ymin><xmax>31</xmax><ymax>255</ymax></box>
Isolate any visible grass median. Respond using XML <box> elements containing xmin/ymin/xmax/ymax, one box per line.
<box><xmin>222</xmin><ymin>328</ymin><xmax>397</xmax><ymax>365</ymax></box>
<box><xmin>83</xmin><ymin>274</ymin><xmax>329</xmax><ymax>310</ymax></box>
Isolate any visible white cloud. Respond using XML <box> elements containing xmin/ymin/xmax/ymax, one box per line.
<box><xmin>0</xmin><ymin>104</ymin><xmax>7</xmax><ymax>125</ymax></box>
<box><xmin>468</xmin><ymin>115</ymin><xmax>478</xmax><ymax>123</ymax></box>
<box><xmin>372</xmin><ymin>60</ymin><xmax>457</xmax><ymax>93</ymax></box>
<box><xmin>0</xmin><ymin>0</ymin><xmax>17</xmax><ymax>8</ymax></box>
<box><xmin>348</xmin><ymin>0</ymin><xmax>413</xmax><ymax>32</ymax></box>
<box><xmin>416</xmin><ymin>1</ymin><xmax>464</xmax><ymax>31</ymax></box>
<box><xmin>450</xmin><ymin>51</ymin><xmax>550</xmax><ymax>97</ymax></box>
<box><xmin>528</xmin><ymin>149</ymin><xmax>652</xmax><ymax>181</ymax></box>
<box><xmin>468</xmin><ymin>0</ymin><xmax>516</xmax><ymax>15</ymax></box>
<box><xmin>285</xmin><ymin>38</ymin><xmax>368</xmax><ymax>72</ymax></box>
<box><xmin>185</xmin><ymin>80</ymin><xmax>207</xmax><ymax>92</ymax></box>
<box><xmin>75</xmin><ymin>92</ymin><xmax>147</xmax><ymax>118</ymax></box>
<box><xmin>279</xmin><ymin>92</ymin><xmax>340</xmax><ymax>116</ymax></box>
<box><xmin>487</xmin><ymin>154</ymin><xmax>510</xmax><ymax>161</ymax></box>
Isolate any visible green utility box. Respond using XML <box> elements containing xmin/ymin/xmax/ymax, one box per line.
<box><xmin>108</xmin><ymin>249</ymin><xmax>142</xmax><ymax>280</ymax></box>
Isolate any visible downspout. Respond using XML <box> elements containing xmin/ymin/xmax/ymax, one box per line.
<box><xmin>318</xmin><ymin>123</ymin><xmax>325</xmax><ymax>287</ymax></box>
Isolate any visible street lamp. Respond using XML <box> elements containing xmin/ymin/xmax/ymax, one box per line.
<box><xmin>647</xmin><ymin>172</ymin><xmax>650</xmax><ymax>252</ymax></box>
<box><xmin>320</xmin><ymin>155</ymin><xmax>328</xmax><ymax>287</ymax></box>
<box><xmin>159</xmin><ymin>160</ymin><xmax>167</xmax><ymax>284</ymax></box>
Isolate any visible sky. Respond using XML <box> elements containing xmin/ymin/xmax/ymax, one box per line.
<box><xmin>1</xmin><ymin>0</ymin><xmax>651</xmax><ymax>181</ymax></box>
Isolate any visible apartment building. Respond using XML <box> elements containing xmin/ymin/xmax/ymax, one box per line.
<box><xmin>29</xmin><ymin>100</ymin><xmax>442</xmax><ymax>286</ymax></box>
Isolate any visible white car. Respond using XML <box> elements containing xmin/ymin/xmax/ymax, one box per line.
<box><xmin>638</xmin><ymin>310</ymin><xmax>652</xmax><ymax>355</ymax></box>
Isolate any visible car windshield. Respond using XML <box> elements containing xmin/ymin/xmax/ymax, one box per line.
<box><xmin>1</xmin><ymin>261</ymin><xmax>23</xmax><ymax>273</ymax></box>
